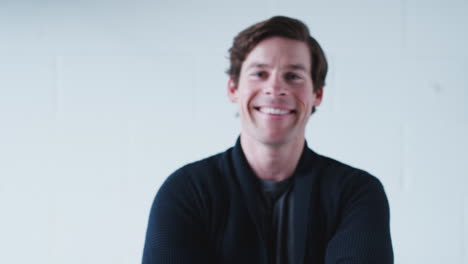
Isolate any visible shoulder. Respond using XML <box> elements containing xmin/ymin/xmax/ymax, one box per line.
<box><xmin>155</xmin><ymin>148</ymin><xmax>231</xmax><ymax>207</ymax></box>
<box><xmin>314</xmin><ymin>153</ymin><xmax>383</xmax><ymax>190</ymax></box>
<box><xmin>166</xmin><ymin>149</ymin><xmax>229</xmax><ymax>185</ymax></box>
<box><xmin>311</xmin><ymin>153</ymin><xmax>388</xmax><ymax>210</ymax></box>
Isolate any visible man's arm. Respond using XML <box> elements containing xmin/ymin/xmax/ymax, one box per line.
<box><xmin>325</xmin><ymin>173</ymin><xmax>394</xmax><ymax>264</ymax></box>
<box><xmin>142</xmin><ymin>169</ymin><xmax>213</xmax><ymax>264</ymax></box>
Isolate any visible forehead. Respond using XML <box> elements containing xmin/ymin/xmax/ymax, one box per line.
<box><xmin>242</xmin><ymin>37</ymin><xmax>311</xmax><ymax>71</ymax></box>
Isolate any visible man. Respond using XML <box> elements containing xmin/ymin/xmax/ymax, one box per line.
<box><xmin>142</xmin><ymin>16</ymin><xmax>393</xmax><ymax>264</ymax></box>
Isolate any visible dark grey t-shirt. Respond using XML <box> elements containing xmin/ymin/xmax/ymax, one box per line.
<box><xmin>257</xmin><ymin>176</ymin><xmax>294</xmax><ymax>264</ymax></box>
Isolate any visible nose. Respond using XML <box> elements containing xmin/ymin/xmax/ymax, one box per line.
<box><xmin>264</xmin><ymin>72</ymin><xmax>287</xmax><ymax>96</ymax></box>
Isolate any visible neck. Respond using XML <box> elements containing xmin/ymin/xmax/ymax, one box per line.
<box><xmin>240</xmin><ymin>134</ymin><xmax>305</xmax><ymax>182</ymax></box>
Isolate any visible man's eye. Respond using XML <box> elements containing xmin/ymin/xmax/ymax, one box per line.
<box><xmin>286</xmin><ymin>73</ymin><xmax>301</xmax><ymax>80</ymax></box>
<box><xmin>253</xmin><ymin>72</ymin><xmax>267</xmax><ymax>78</ymax></box>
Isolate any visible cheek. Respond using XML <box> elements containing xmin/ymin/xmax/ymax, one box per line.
<box><xmin>240</xmin><ymin>89</ymin><xmax>257</xmax><ymax>106</ymax></box>
<box><xmin>294</xmin><ymin>90</ymin><xmax>313</xmax><ymax>108</ymax></box>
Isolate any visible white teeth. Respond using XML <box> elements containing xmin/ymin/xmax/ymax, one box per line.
<box><xmin>259</xmin><ymin>107</ymin><xmax>289</xmax><ymax>115</ymax></box>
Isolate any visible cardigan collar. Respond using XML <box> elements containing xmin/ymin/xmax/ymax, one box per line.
<box><xmin>231</xmin><ymin>136</ymin><xmax>321</xmax><ymax>264</ymax></box>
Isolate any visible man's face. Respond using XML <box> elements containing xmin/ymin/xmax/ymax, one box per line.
<box><xmin>228</xmin><ymin>37</ymin><xmax>323</xmax><ymax>146</ymax></box>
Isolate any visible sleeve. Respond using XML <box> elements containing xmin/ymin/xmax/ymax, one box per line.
<box><xmin>142</xmin><ymin>169</ymin><xmax>214</xmax><ymax>264</ymax></box>
<box><xmin>325</xmin><ymin>173</ymin><xmax>394</xmax><ymax>264</ymax></box>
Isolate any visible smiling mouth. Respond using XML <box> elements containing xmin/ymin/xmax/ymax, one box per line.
<box><xmin>254</xmin><ymin>107</ymin><xmax>296</xmax><ymax>115</ymax></box>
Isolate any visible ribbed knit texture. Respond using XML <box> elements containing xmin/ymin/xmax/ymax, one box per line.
<box><xmin>142</xmin><ymin>138</ymin><xmax>393</xmax><ymax>264</ymax></box>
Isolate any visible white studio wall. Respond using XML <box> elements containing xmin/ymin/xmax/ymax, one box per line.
<box><xmin>0</xmin><ymin>0</ymin><xmax>467</xmax><ymax>263</ymax></box>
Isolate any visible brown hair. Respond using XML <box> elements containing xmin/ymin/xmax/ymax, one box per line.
<box><xmin>226</xmin><ymin>16</ymin><xmax>328</xmax><ymax>93</ymax></box>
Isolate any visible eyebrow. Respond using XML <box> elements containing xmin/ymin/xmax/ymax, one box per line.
<box><xmin>286</xmin><ymin>64</ymin><xmax>308</xmax><ymax>72</ymax></box>
<box><xmin>244</xmin><ymin>62</ymin><xmax>309</xmax><ymax>72</ymax></box>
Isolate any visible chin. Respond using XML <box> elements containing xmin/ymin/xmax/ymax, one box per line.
<box><xmin>255</xmin><ymin>132</ymin><xmax>292</xmax><ymax>147</ymax></box>
<box><xmin>242</xmin><ymin>124</ymin><xmax>302</xmax><ymax>147</ymax></box>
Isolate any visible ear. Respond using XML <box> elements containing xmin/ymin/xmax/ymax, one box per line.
<box><xmin>313</xmin><ymin>88</ymin><xmax>323</xmax><ymax>107</ymax></box>
<box><xmin>227</xmin><ymin>78</ymin><xmax>238</xmax><ymax>102</ymax></box>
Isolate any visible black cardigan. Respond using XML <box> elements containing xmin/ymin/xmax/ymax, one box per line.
<box><xmin>142</xmin><ymin>139</ymin><xmax>393</xmax><ymax>263</ymax></box>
